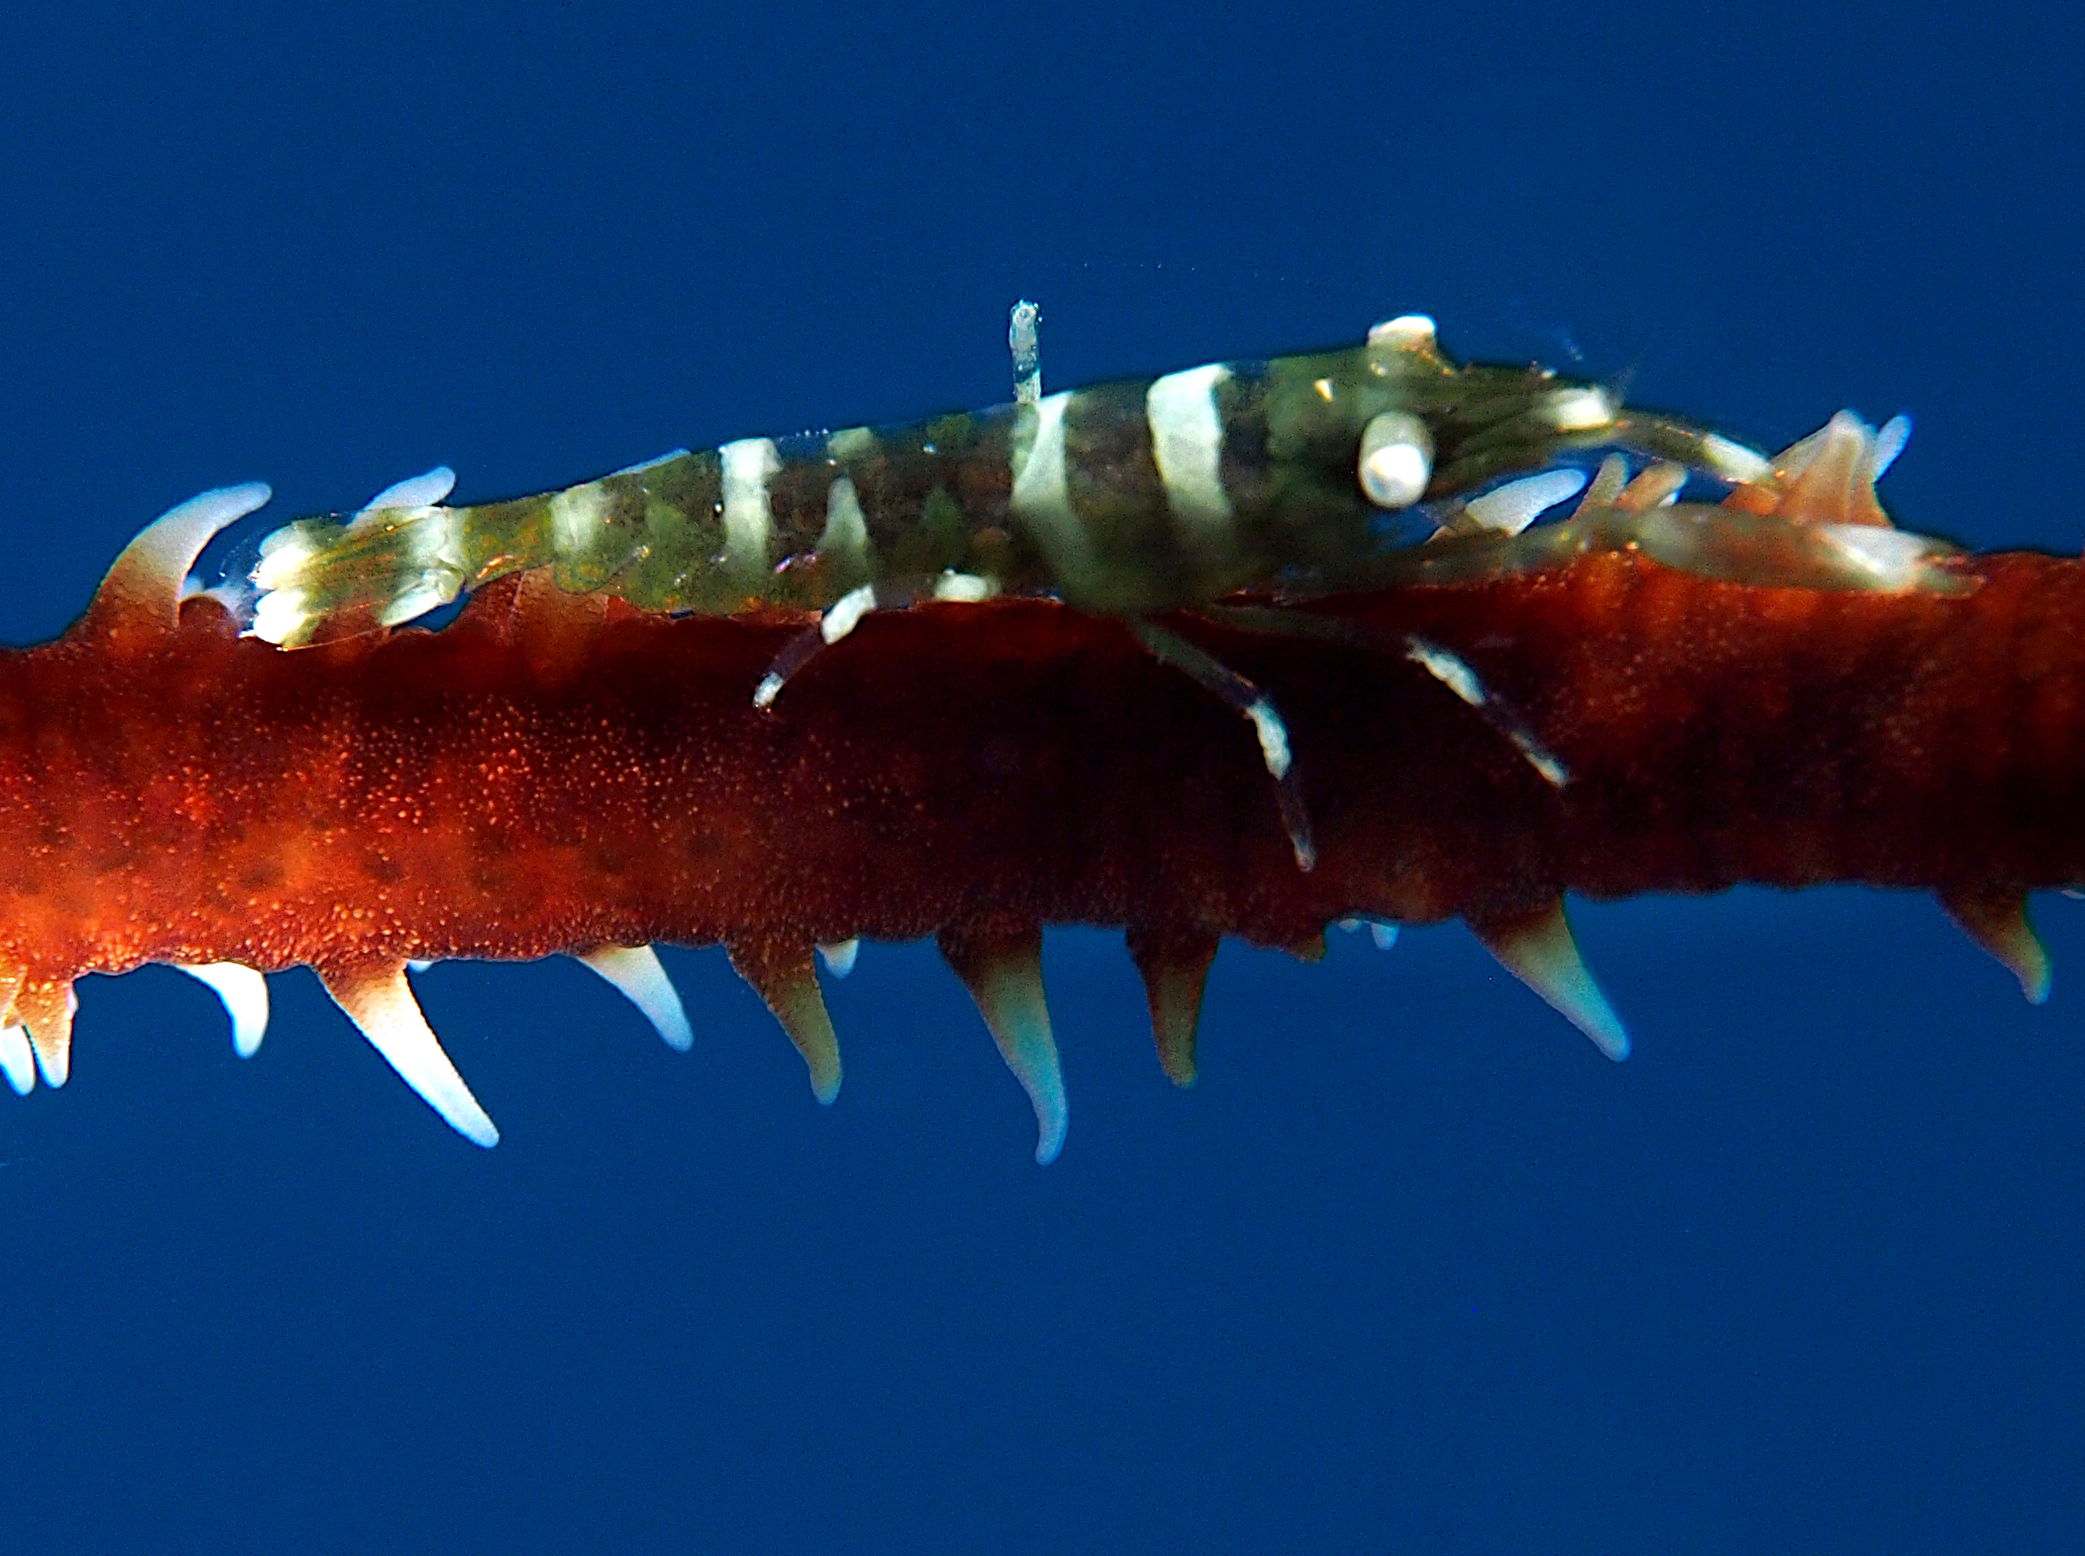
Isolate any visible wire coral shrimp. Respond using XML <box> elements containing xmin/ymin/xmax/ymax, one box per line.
<box><xmin>245</xmin><ymin>308</ymin><xmax>1809</xmax><ymax>869</ymax></box>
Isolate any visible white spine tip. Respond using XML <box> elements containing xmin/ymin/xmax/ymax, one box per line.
<box><xmin>154</xmin><ymin>482</ymin><xmax>275</xmax><ymax>540</ymax></box>
<box><xmin>358</xmin><ymin>466</ymin><xmax>458</xmax><ymax>517</ymax></box>
<box><xmin>1034</xmin><ymin>1117</ymin><xmax>1067</xmax><ymax>1166</ymax></box>
<box><xmin>578</xmin><ymin>945</ymin><xmax>695</xmax><ymax>1052</ymax></box>
<box><xmin>1474</xmin><ymin>902</ymin><xmax>1631</xmax><ymax>1062</ymax></box>
<box><xmin>817</xmin><ymin>939</ymin><xmax>860</xmax><ymax>978</ymax></box>
<box><xmin>945</xmin><ymin>935</ymin><xmax>1069</xmax><ymax>1166</ymax></box>
<box><xmin>176</xmin><ymin>962</ymin><xmax>270</xmax><ymax>1058</ymax></box>
<box><xmin>103</xmin><ymin>482</ymin><xmax>275</xmax><ymax>628</ymax></box>
<box><xmin>1873</xmin><ymin>414</ymin><xmax>1912</xmax><ymax>478</ymax></box>
<box><xmin>325</xmin><ymin>968</ymin><xmax>500</xmax><ymax>1146</ymax></box>
<box><xmin>33</xmin><ymin>1036</ymin><xmax>68</xmax><ymax>1088</ymax></box>
<box><xmin>0</xmin><ymin>1026</ymin><xmax>34</xmax><ymax>1095</ymax></box>
<box><xmin>751</xmin><ymin>674</ymin><xmax>784</xmax><ymax>709</ymax></box>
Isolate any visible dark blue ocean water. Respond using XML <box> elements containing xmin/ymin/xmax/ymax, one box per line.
<box><xmin>3</xmin><ymin>4</ymin><xmax>2080</xmax><ymax>1550</ymax></box>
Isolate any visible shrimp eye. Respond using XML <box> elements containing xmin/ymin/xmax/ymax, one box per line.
<box><xmin>1358</xmin><ymin>411</ymin><xmax>1434</xmax><ymax>509</ymax></box>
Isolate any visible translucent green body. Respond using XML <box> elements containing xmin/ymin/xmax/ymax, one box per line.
<box><xmin>249</xmin><ymin>319</ymin><xmax>1766</xmax><ymax>646</ymax></box>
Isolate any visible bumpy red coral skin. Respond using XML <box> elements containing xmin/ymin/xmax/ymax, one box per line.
<box><xmin>1</xmin><ymin>550</ymin><xmax>2082</xmax><ymax>1002</ymax></box>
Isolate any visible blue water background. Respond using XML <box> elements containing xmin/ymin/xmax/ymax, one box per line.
<box><xmin>3</xmin><ymin>4</ymin><xmax>2081</xmax><ymax>1550</ymax></box>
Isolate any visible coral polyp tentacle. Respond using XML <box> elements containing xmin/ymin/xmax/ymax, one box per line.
<box><xmin>14</xmin><ymin>980</ymin><xmax>80</xmax><ymax>1089</ymax></box>
<box><xmin>0</xmin><ymin>1025</ymin><xmax>34</xmax><ymax>1097</ymax></box>
<box><xmin>1125</xmin><ymin>923</ymin><xmax>1221</xmax><ymax>1088</ymax></box>
<box><xmin>937</xmin><ymin>921</ymin><xmax>1067</xmax><ymax>1164</ymax></box>
<box><xmin>176</xmin><ymin>961</ymin><xmax>272</xmax><ymax>1058</ymax></box>
<box><xmin>578</xmin><ymin>945</ymin><xmax>695</xmax><ymax>1051</ymax></box>
<box><xmin>320</xmin><ymin>965</ymin><xmax>500</xmax><ymax>1148</ymax></box>
<box><xmin>725</xmin><ymin>937</ymin><xmax>843</xmax><ymax>1105</ymax></box>
<box><xmin>1939</xmin><ymin>889</ymin><xmax>2052</xmax><ymax>1004</ymax></box>
<box><xmin>1468</xmin><ymin>901</ymin><xmax>1630</xmax><ymax>1062</ymax></box>
<box><xmin>85</xmin><ymin>482</ymin><xmax>272</xmax><ymax>640</ymax></box>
